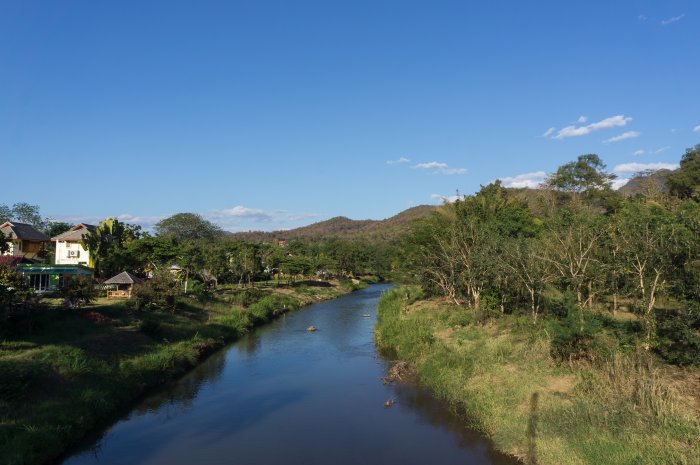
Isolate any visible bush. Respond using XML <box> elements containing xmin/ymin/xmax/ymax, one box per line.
<box><xmin>656</xmin><ymin>303</ymin><xmax>700</xmax><ymax>366</ymax></box>
<box><xmin>549</xmin><ymin>311</ymin><xmax>603</xmax><ymax>364</ymax></box>
<box><xmin>230</xmin><ymin>287</ymin><xmax>264</xmax><ymax>307</ymax></box>
<box><xmin>128</xmin><ymin>272</ymin><xmax>178</xmax><ymax>312</ymax></box>
<box><xmin>61</xmin><ymin>275</ymin><xmax>97</xmax><ymax>309</ymax></box>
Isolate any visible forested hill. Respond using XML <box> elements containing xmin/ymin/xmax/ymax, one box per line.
<box><xmin>232</xmin><ymin>205</ymin><xmax>436</xmax><ymax>242</ymax></box>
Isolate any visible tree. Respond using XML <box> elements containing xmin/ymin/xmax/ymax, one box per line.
<box><xmin>0</xmin><ymin>231</ymin><xmax>8</xmax><ymax>255</ymax></box>
<box><xmin>0</xmin><ymin>203</ymin><xmax>45</xmax><ymax>229</ymax></box>
<box><xmin>43</xmin><ymin>221</ymin><xmax>72</xmax><ymax>238</ymax></box>
<box><xmin>614</xmin><ymin>200</ymin><xmax>691</xmax><ymax>343</ymax></box>
<box><xmin>81</xmin><ymin>218</ymin><xmax>138</xmax><ymax>277</ymax></box>
<box><xmin>667</xmin><ymin>144</ymin><xmax>700</xmax><ymax>201</ymax></box>
<box><xmin>154</xmin><ymin>213</ymin><xmax>223</xmax><ymax>241</ymax></box>
<box><xmin>545</xmin><ymin>154</ymin><xmax>616</xmax><ymax>196</ymax></box>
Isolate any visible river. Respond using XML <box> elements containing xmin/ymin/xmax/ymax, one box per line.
<box><xmin>61</xmin><ymin>284</ymin><xmax>518</xmax><ymax>465</ymax></box>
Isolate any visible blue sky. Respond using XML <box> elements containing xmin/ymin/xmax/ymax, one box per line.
<box><xmin>2</xmin><ymin>1</ymin><xmax>698</xmax><ymax>231</ymax></box>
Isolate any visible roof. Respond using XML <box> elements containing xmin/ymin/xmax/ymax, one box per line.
<box><xmin>51</xmin><ymin>223</ymin><xmax>97</xmax><ymax>242</ymax></box>
<box><xmin>104</xmin><ymin>271</ymin><xmax>143</xmax><ymax>285</ymax></box>
<box><xmin>0</xmin><ymin>222</ymin><xmax>50</xmax><ymax>242</ymax></box>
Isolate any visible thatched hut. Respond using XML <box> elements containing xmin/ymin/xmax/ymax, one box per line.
<box><xmin>104</xmin><ymin>271</ymin><xmax>142</xmax><ymax>299</ymax></box>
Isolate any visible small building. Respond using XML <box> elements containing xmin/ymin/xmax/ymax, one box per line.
<box><xmin>16</xmin><ymin>264</ymin><xmax>94</xmax><ymax>293</ymax></box>
<box><xmin>0</xmin><ymin>221</ymin><xmax>50</xmax><ymax>260</ymax></box>
<box><xmin>51</xmin><ymin>223</ymin><xmax>96</xmax><ymax>266</ymax></box>
<box><xmin>104</xmin><ymin>271</ymin><xmax>142</xmax><ymax>299</ymax></box>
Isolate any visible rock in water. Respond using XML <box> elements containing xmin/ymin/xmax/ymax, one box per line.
<box><xmin>307</xmin><ymin>325</ymin><xmax>317</xmax><ymax>332</ymax></box>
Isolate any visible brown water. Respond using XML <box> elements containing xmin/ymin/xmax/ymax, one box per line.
<box><xmin>61</xmin><ymin>284</ymin><xmax>519</xmax><ymax>465</ymax></box>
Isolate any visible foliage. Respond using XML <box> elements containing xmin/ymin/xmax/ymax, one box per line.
<box><xmin>42</xmin><ymin>221</ymin><xmax>72</xmax><ymax>238</ymax></box>
<box><xmin>655</xmin><ymin>303</ymin><xmax>700</xmax><ymax>366</ymax></box>
<box><xmin>81</xmin><ymin>218</ymin><xmax>139</xmax><ymax>277</ymax></box>
<box><xmin>667</xmin><ymin>143</ymin><xmax>700</xmax><ymax>200</ymax></box>
<box><xmin>0</xmin><ymin>265</ymin><xmax>32</xmax><ymax>310</ymax></box>
<box><xmin>154</xmin><ymin>212</ymin><xmax>223</xmax><ymax>241</ymax></box>
<box><xmin>60</xmin><ymin>275</ymin><xmax>97</xmax><ymax>309</ymax></box>
<box><xmin>0</xmin><ymin>230</ymin><xmax>8</xmax><ymax>254</ymax></box>
<box><xmin>0</xmin><ymin>202</ymin><xmax>45</xmax><ymax>229</ymax></box>
<box><xmin>401</xmin><ymin>151</ymin><xmax>700</xmax><ymax>363</ymax></box>
<box><xmin>128</xmin><ymin>271</ymin><xmax>179</xmax><ymax>312</ymax></box>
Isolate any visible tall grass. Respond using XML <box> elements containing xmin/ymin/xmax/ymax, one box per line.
<box><xmin>375</xmin><ymin>287</ymin><xmax>700</xmax><ymax>465</ymax></box>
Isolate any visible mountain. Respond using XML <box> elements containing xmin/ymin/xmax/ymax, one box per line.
<box><xmin>232</xmin><ymin>205</ymin><xmax>437</xmax><ymax>243</ymax></box>
<box><xmin>618</xmin><ymin>169</ymin><xmax>673</xmax><ymax>197</ymax></box>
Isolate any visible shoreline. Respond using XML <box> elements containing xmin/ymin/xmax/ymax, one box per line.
<box><xmin>1</xmin><ymin>279</ymin><xmax>371</xmax><ymax>465</ymax></box>
<box><xmin>374</xmin><ymin>286</ymin><xmax>700</xmax><ymax>465</ymax></box>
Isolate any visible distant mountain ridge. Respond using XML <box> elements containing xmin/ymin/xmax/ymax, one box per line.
<box><xmin>232</xmin><ymin>205</ymin><xmax>437</xmax><ymax>242</ymax></box>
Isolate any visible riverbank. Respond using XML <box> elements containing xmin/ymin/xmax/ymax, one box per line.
<box><xmin>0</xmin><ymin>278</ymin><xmax>370</xmax><ymax>465</ymax></box>
<box><xmin>375</xmin><ymin>287</ymin><xmax>700</xmax><ymax>465</ymax></box>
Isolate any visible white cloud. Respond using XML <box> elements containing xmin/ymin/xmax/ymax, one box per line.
<box><xmin>577</xmin><ymin>115</ymin><xmax>588</xmax><ymax>123</ymax></box>
<box><xmin>612</xmin><ymin>162</ymin><xmax>679</xmax><ymax>174</ymax></box>
<box><xmin>497</xmin><ymin>171</ymin><xmax>547</xmax><ymax>189</ymax></box>
<box><xmin>661</xmin><ymin>14</ymin><xmax>685</xmax><ymax>25</ymax></box>
<box><xmin>542</xmin><ymin>127</ymin><xmax>555</xmax><ymax>137</ymax></box>
<box><xmin>51</xmin><ymin>213</ymin><xmax>165</xmax><ymax>231</ymax></box>
<box><xmin>414</xmin><ymin>161</ymin><xmax>448</xmax><ymax>170</ymax></box>
<box><xmin>553</xmin><ymin>115</ymin><xmax>632</xmax><ymax>139</ymax></box>
<box><xmin>209</xmin><ymin>206</ymin><xmax>273</xmax><ymax>222</ymax></box>
<box><xmin>654</xmin><ymin>146</ymin><xmax>670</xmax><ymax>154</ymax></box>
<box><xmin>633</xmin><ymin>150</ymin><xmax>646</xmax><ymax>156</ymax></box>
<box><xmin>694</xmin><ymin>125</ymin><xmax>700</xmax><ymax>132</ymax></box>
<box><xmin>603</xmin><ymin>130</ymin><xmax>641</xmax><ymax>143</ymax></box>
<box><xmin>413</xmin><ymin>161</ymin><xmax>467</xmax><ymax>175</ymax></box>
<box><xmin>208</xmin><ymin>206</ymin><xmax>323</xmax><ymax>232</ymax></box>
<box><xmin>386</xmin><ymin>157</ymin><xmax>410</xmax><ymax>165</ymax></box>
<box><xmin>431</xmin><ymin>193</ymin><xmax>460</xmax><ymax>204</ymax></box>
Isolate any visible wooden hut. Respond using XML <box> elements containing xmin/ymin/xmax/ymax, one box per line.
<box><xmin>104</xmin><ymin>271</ymin><xmax>142</xmax><ymax>299</ymax></box>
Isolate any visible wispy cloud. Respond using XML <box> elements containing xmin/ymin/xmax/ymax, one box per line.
<box><xmin>694</xmin><ymin>125</ymin><xmax>700</xmax><ymax>132</ymax></box>
<box><xmin>430</xmin><ymin>193</ymin><xmax>460</xmax><ymax>204</ymax></box>
<box><xmin>661</xmin><ymin>14</ymin><xmax>685</xmax><ymax>25</ymax></box>
<box><xmin>603</xmin><ymin>131</ymin><xmax>640</xmax><ymax>143</ymax></box>
<box><xmin>612</xmin><ymin>162</ymin><xmax>679</xmax><ymax>174</ymax></box>
<box><xmin>51</xmin><ymin>213</ymin><xmax>165</xmax><ymax>231</ymax></box>
<box><xmin>638</xmin><ymin>14</ymin><xmax>647</xmax><ymax>22</ymax></box>
<box><xmin>542</xmin><ymin>127</ymin><xmax>555</xmax><ymax>137</ymax></box>
<box><xmin>553</xmin><ymin>115</ymin><xmax>632</xmax><ymax>140</ymax></box>
<box><xmin>577</xmin><ymin>115</ymin><xmax>588</xmax><ymax>123</ymax></box>
<box><xmin>633</xmin><ymin>150</ymin><xmax>646</xmax><ymax>156</ymax></box>
<box><xmin>413</xmin><ymin>161</ymin><xmax>467</xmax><ymax>175</ymax></box>
<box><xmin>386</xmin><ymin>157</ymin><xmax>410</xmax><ymax>165</ymax></box>
<box><xmin>497</xmin><ymin>171</ymin><xmax>547</xmax><ymax>189</ymax></box>
<box><xmin>208</xmin><ymin>205</ymin><xmax>321</xmax><ymax>225</ymax></box>
<box><xmin>633</xmin><ymin>147</ymin><xmax>670</xmax><ymax>156</ymax></box>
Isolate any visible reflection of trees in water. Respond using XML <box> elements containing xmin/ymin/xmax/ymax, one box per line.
<box><xmin>135</xmin><ymin>349</ymin><xmax>227</xmax><ymax>417</ymax></box>
<box><xmin>237</xmin><ymin>333</ymin><xmax>261</xmax><ymax>357</ymax></box>
<box><xmin>387</xmin><ymin>376</ymin><xmax>520</xmax><ymax>465</ymax></box>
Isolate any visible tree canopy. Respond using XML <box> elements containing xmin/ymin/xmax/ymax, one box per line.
<box><xmin>154</xmin><ymin>213</ymin><xmax>224</xmax><ymax>241</ymax></box>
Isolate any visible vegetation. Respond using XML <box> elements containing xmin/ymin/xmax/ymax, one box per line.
<box><xmin>375</xmin><ymin>288</ymin><xmax>700</xmax><ymax>465</ymax></box>
<box><xmin>0</xmin><ymin>279</ymin><xmax>363</xmax><ymax>465</ymax></box>
<box><xmin>380</xmin><ymin>147</ymin><xmax>700</xmax><ymax>464</ymax></box>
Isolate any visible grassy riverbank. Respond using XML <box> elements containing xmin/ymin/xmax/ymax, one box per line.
<box><xmin>375</xmin><ymin>287</ymin><xmax>700</xmax><ymax>465</ymax></box>
<box><xmin>0</xmin><ymin>278</ymin><xmax>370</xmax><ymax>465</ymax></box>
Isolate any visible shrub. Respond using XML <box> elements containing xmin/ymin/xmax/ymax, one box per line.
<box><xmin>230</xmin><ymin>287</ymin><xmax>264</xmax><ymax>307</ymax></box>
<box><xmin>129</xmin><ymin>272</ymin><xmax>178</xmax><ymax>312</ymax></box>
<box><xmin>549</xmin><ymin>311</ymin><xmax>603</xmax><ymax>364</ymax></box>
<box><xmin>61</xmin><ymin>275</ymin><xmax>97</xmax><ymax>309</ymax></box>
<box><xmin>655</xmin><ymin>303</ymin><xmax>700</xmax><ymax>366</ymax></box>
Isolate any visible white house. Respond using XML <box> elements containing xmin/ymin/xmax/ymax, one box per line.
<box><xmin>52</xmin><ymin>223</ymin><xmax>96</xmax><ymax>266</ymax></box>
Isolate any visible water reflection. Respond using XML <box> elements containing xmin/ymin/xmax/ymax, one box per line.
<box><xmin>62</xmin><ymin>285</ymin><xmax>520</xmax><ymax>465</ymax></box>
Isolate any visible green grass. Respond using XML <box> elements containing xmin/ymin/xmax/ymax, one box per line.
<box><xmin>0</xmin><ymin>281</ymin><xmax>355</xmax><ymax>465</ymax></box>
<box><xmin>375</xmin><ymin>287</ymin><xmax>700</xmax><ymax>465</ymax></box>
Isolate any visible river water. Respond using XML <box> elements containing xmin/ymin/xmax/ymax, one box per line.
<box><xmin>61</xmin><ymin>284</ymin><xmax>518</xmax><ymax>465</ymax></box>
